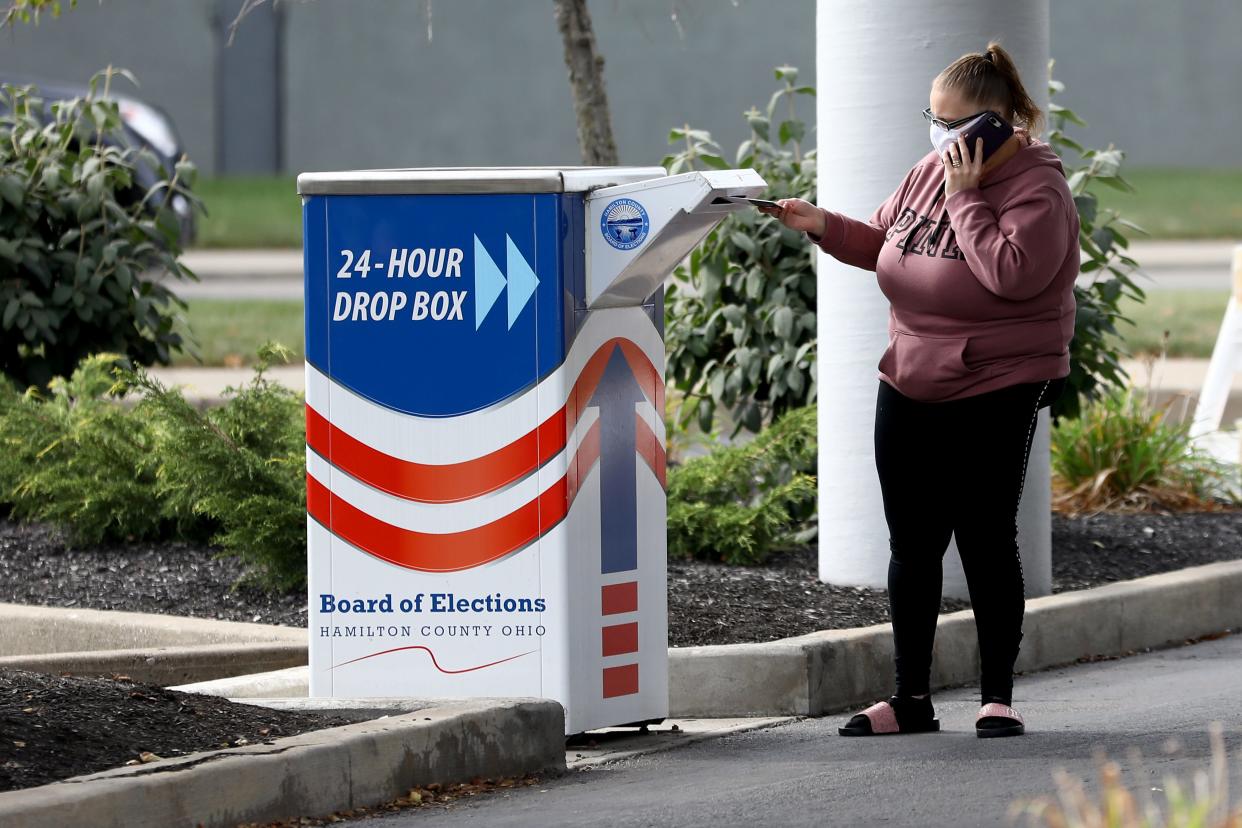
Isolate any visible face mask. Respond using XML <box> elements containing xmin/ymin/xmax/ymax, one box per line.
<box><xmin>929</xmin><ymin>113</ymin><xmax>987</xmax><ymax>156</ymax></box>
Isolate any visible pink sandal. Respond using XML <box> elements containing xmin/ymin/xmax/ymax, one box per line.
<box><xmin>838</xmin><ymin>695</ymin><xmax>940</xmax><ymax>736</ymax></box>
<box><xmin>976</xmin><ymin>702</ymin><xmax>1025</xmax><ymax>737</ymax></box>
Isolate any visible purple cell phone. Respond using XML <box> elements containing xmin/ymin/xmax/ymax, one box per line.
<box><xmin>959</xmin><ymin>111</ymin><xmax>1014</xmax><ymax>163</ymax></box>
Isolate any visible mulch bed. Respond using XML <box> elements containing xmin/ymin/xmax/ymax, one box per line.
<box><xmin>3</xmin><ymin>511</ymin><xmax>1241</xmax><ymax>647</ymax></box>
<box><xmin>0</xmin><ymin>670</ymin><xmax>349</xmax><ymax>792</ymax></box>
<box><xmin>0</xmin><ymin>510</ymin><xmax>1240</xmax><ymax>792</ymax></box>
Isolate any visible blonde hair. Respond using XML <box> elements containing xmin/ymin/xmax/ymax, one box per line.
<box><xmin>935</xmin><ymin>41</ymin><xmax>1044</xmax><ymax>138</ymax></box>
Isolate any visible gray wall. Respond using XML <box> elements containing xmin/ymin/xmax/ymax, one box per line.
<box><xmin>282</xmin><ymin>0</ymin><xmax>816</xmax><ymax>172</ymax></box>
<box><xmin>0</xmin><ymin>0</ymin><xmax>219</xmax><ymax>170</ymax></box>
<box><xmin>0</xmin><ymin>0</ymin><xmax>1238</xmax><ymax>175</ymax></box>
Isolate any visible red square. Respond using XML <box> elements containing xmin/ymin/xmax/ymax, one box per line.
<box><xmin>602</xmin><ymin>663</ymin><xmax>639</xmax><ymax>698</ymax></box>
<box><xmin>601</xmin><ymin>581</ymin><xmax>638</xmax><ymax>615</ymax></box>
<box><xmin>601</xmin><ymin>622</ymin><xmax>638</xmax><ymax>656</ymax></box>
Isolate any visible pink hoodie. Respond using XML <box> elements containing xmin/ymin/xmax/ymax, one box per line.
<box><xmin>810</xmin><ymin>133</ymin><xmax>1079</xmax><ymax>402</ymax></box>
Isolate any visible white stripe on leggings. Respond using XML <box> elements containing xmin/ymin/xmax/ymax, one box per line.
<box><xmin>1013</xmin><ymin>379</ymin><xmax>1052</xmax><ymax>594</ymax></box>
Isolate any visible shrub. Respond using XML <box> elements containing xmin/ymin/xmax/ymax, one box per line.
<box><xmin>0</xmin><ymin>70</ymin><xmax>199</xmax><ymax>391</ymax></box>
<box><xmin>124</xmin><ymin>343</ymin><xmax>307</xmax><ymax>590</ymax></box>
<box><xmin>663</xmin><ymin>66</ymin><xmax>817</xmax><ymax>435</ymax></box>
<box><xmin>1050</xmin><ymin>386</ymin><xmax>1239</xmax><ymax>514</ymax></box>
<box><xmin>1046</xmin><ymin>60</ymin><xmax>1148</xmax><ymax>422</ymax></box>
<box><xmin>0</xmin><ymin>352</ymin><xmax>164</xmax><ymax>543</ymax></box>
<box><xmin>667</xmin><ymin>405</ymin><xmax>817</xmax><ymax>565</ymax></box>
<box><xmin>0</xmin><ymin>346</ymin><xmax>306</xmax><ymax>590</ymax></box>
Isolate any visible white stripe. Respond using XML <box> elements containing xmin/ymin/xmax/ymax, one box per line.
<box><xmin>307</xmin><ymin>410</ymin><xmax>600</xmax><ymax>533</ymax></box>
<box><xmin>307</xmin><ymin>307</ymin><xmax>664</xmax><ymax>465</ymax></box>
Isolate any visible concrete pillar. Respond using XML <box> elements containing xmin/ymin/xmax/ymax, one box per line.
<box><xmin>815</xmin><ymin>0</ymin><xmax>1053</xmax><ymax>600</ymax></box>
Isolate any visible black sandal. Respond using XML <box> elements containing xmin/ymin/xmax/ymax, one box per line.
<box><xmin>976</xmin><ymin>702</ymin><xmax>1025</xmax><ymax>738</ymax></box>
<box><xmin>838</xmin><ymin>695</ymin><xmax>940</xmax><ymax>736</ymax></box>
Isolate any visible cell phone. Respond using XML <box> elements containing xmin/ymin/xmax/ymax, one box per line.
<box><xmin>959</xmin><ymin>111</ymin><xmax>1014</xmax><ymax>163</ymax></box>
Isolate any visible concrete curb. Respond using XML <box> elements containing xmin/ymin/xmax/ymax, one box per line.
<box><xmin>0</xmin><ymin>642</ymin><xmax>306</xmax><ymax>686</ymax></box>
<box><xmin>669</xmin><ymin>558</ymin><xmax>1242</xmax><ymax>718</ymax></box>
<box><xmin>0</xmin><ymin>603</ymin><xmax>304</xmax><ymax>656</ymax></box>
<box><xmin>0</xmin><ymin>697</ymin><xmax>565</xmax><ymax>828</ymax></box>
<box><xmin>174</xmin><ymin>664</ymin><xmax>309</xmax><ymax>697</ymax></box>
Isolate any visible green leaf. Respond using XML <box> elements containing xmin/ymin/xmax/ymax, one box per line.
<box><xmin>0</xmin><ymin>174</ymin><xmax>24</xmax><ymax>207</ymax></box>
<box><xmin>778</xmin><ymin>120</ymin><xmax>806</xmax><ymax>145</ymax></box>
<box><xmin>773</xmin><ymin>306</ymin><xmax>793</xmax><ymax>339</ymax></box>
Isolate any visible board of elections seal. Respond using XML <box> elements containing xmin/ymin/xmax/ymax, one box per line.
<box><xmin>600</xmin><ymin>198</ymin><xmax>650</xmax><ymax>251</ymax></box>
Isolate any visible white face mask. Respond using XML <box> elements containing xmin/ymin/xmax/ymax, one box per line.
<box><xmin>929</xmin><ymin>113</ymin><xmax>987</xmax><ymax>156</ymax></box>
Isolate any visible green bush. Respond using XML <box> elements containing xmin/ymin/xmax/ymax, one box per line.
<box><xmin>1050</xmin><ymin>387</ymin><xmax>1238</xmax><ymax>513</ymax></box>
<box><xmin>124</xmin><ymin>344</ymin><xmax>307</xmax><ymax>590</ymax></box>
<box><xmin>0</xmin><ymin>70</ymin><xmax>199</xmax><ymax>391</ymax></box>
<box><xmin>1046</xmin><ymin>60</ymin><xmax>1148</xmax><ymax>422</ymax></box>
<box><xmin>0</xmin><ymin>346</ymin><xmax>306</xmax><ymax>590</ymax></box>
<box><xmin>0</xmin><ymin>352</ymin><xmax>164</xmax><ymax>543</ymax></box>
<box><xmin>668</xmin><ymin>405</ymin><xmax>817</xmax><ymax>565</ymax></box>
<box><xmin>663</xmin><ymin>66</ymin><xmax>817</xmax><ymax>436</ymax></box>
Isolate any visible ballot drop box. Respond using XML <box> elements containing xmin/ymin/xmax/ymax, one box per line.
<box><xmin>299</xmin><ymin>166</ymin><xmax>764</xmax><ymax>734</ymax></box>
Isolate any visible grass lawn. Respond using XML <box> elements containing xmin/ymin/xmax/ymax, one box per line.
<box><xmin>1108</xmin><ymin>289</ymin><xmax>1230</xmax><ymax>359</ymax></box>
<box><xmin>194</xmin><ymin>176</ymin><xmax>301</xmax><ymax>249</ymax></box>
<box><xmin>190</xmin><ymin>168</ymin><xmax>1242</xmax><ymax>249</ymax></box>
<box><xmin>1094</xmin><ymin>168</ymin><xmax>1242</xmax><ymax>240</ymax></box>
<box><xmin>170</xmin><ymin>293</ymin><xmax>1230</xmax><ymax>367</ymax></box>
<box><xmin>173</xmin><ymin>299</ymin><xmax>304</xmax><ymax>367</ymax></box>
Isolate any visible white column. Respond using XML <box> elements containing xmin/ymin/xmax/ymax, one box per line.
<box><xmin>815</xmin><ymin>0</ymin><xmax>1053</xmax><ymax>599</ymax></box>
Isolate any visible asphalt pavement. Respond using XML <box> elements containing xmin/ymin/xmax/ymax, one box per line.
<box><xmin>346</xmin><ymin>631</ymin><xmax>1242</xmax><ymax>828</ymax></box>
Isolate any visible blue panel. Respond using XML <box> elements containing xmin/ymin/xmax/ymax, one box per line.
<box><xmin>303</xmin><ymin>196</ymin><xmax>329</xmax><ymax>371</ymax></box>
<box><xmin>317</xmin><ymin>193</ymin><xmax>565</xmax><ymax>417</ymax></box>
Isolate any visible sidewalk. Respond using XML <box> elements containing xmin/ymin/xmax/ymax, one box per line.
<box><xmin>150</xmin><ymin>358</ymin><xmax>1240</xmax><ymax>407</ymax></box>
<box><xmin>178</xmin><ymin>240</ymin><xmax>1239</xmax><ymax>300</ymax></box>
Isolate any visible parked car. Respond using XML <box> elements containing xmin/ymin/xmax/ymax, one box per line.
<box><xmin>0</xmin><ymin>74</ymin><xmax>197</xmax><ymax>246</ymax></box>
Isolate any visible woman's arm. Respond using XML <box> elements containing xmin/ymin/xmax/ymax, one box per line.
<box><xmin>806</xmin><ymin>209</ymin><xmax>888</xmax><ymax>272</ymax></box>
<box><xmin>944</xmin><ymin>184</ymin><xmax>1072</xmax><ymax>301</ymax></box>
<box><xmin>767</xmin><ymin>164</ymin><xmax>918</xmax><ymax>273</ymax></box>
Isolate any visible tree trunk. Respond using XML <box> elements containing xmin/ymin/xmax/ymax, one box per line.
<box><xmin>815</xmin><ymin>0</ymin><xmax>1054</xmax><ymax>599</ymax></box>
<box><xmin>553</xmin><ymin>0</ymin><xmax>619</xmax><ymax>166</ymax></box>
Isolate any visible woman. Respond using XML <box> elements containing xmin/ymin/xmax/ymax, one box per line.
<box><xmin>763</xmin><ymin>42</ymin><xmax>1078</xmax><ymax>738</ymax></box>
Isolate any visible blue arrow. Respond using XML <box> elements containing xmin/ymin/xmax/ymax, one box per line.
<box><xmin>505</xmin><ymin>234</ymin><xmax>539</xmax><ymax>330</ymax></box>
<box><xmin>473</xmin><ymin>234</ymin><xmax>505</xmax><ymax>331</ymax></box>
<box><xmin>588</xmin><ymin>345</ymin><xmax>647</xmax><ymax>574</ymax></box>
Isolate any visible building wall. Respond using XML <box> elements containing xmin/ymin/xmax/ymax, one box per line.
<box><xmin>0</xmin><ymin>0</ymin><xmax>1238</xmax><ymax>175</ymax></box>
<box><xmin>281</xmin><ymin>0</ymin><xmax>816</xmax><ymax>172</ymax></box>
<box><xmin>0</xmin><ymin>0</ymin><xmax>219</xmax><ymax>171</ymax></box>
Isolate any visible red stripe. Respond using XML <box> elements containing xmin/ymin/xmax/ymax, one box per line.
<box><xmin>305</xmin><ymin>404</ymin><xmax>564</xmax><ymax>504</ymax></box>
<box><xmin>306</xmin><ymin>338</ymin><xmax>661</xmax><ymax>504</ymax></box>
<box><xmin>634</xmin><ymin>412</ymin><xmax>667</xmax><ymax>489</ymax></box>
<box><xmin>330</xmin><ymin>644</ymin><xmax>537</xmax><ymax>673</ymax></box>
<box><xmin>602</xmin><ymin>664</ymin><xmax>639</xmax><ymax>698</ymax></box>
<box><xmin>306</xmin><ymin>420</ymin><xmax>605</xmax><ymax>571</ymax></box>
<box><xmin>307</xmin><ymin>472</ymin><xmax>563</xmax><ymax>572</ymax></box>
<box><xmin>567</xmin><ymin>420</ymin><xmax>601</xmax><ymax>506</ymax></box>
<box><xmin>602</xmin><ymin>622</ymin><xmax>639</xmax><ymax>657</ymax></box>
<box><xmin>601</xmin><ymin>581</ymin><xmax>638</xmax><ymax>615</ymax></box>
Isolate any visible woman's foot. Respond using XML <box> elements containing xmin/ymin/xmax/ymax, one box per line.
<box><xmin>975</xmin><ymin>702</ymin><xmax>1025</xmax><ymax>737</ymax></box>
<box><xmin>838</xmin><ymin>694</ymin><xmax>940</xmax><ymax>736</ymax></box>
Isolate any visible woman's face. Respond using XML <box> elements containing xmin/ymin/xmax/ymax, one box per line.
<box><xmin>928</xmin><ymin>83</ymin><xmax>988</xmax><ymax>126</ymax></box>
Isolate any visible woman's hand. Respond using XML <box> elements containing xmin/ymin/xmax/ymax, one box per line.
<box><xmin>758</xmin><ymin>198</ymin><xmax>827</xmax><ymax>237</ymax></box>
<box><xmin>943</xmin><ymin>134</ymin><xmax>984</xmax><ymax>196</ymax></box>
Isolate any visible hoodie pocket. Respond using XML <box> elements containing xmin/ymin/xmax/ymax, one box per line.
<box><xmin>878</xmin><ymin>330</ymin><xmax>989</xmax><ymax>399</ymax></box>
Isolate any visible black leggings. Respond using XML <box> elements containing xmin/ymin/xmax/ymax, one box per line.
<box><xmin>873</xmin><ymin>375</ymin><xmax>1066</xmax><ymax>704</ymax></box>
